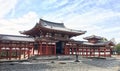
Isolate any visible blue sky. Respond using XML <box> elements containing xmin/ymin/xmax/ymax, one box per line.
<box><xmin>0</xmin><ymin>0</ymin><xmax>120</xmax><ymax>43</ymax></box>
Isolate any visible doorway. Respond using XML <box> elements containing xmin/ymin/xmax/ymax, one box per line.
<box><xmin>56</xmin><ymin>41</ymin><xmax>64</xmax><ymax>55</ymax></box>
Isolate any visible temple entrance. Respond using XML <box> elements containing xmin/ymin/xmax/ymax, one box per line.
<box><xmin>56</xmin><ymin>41</ymin><xmax>64</xmax><ymax>55</ymax></box>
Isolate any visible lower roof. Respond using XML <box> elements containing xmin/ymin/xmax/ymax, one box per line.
<box><xmin>74</xmin><ymin>41</ymin><xmax>114</xmax><ymax>46</ymax></box>
<box><xmin>0</xmin><ymin>34</ymin><xmax>34</xmax><ymax>42</ymax></box>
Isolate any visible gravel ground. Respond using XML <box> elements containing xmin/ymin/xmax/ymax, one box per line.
<box><xmin>0</xmin><ymin>58</ymin><xmax>120</xmax><ymax>71</ymax></box>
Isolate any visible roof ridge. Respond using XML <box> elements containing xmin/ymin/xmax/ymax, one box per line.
<box><xmin>40</xmin><ymin>18</ymin><xmax>64</xmax><ymax>25</ymax></box>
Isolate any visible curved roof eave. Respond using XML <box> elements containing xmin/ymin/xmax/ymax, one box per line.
<box><xmin>21</xmin><ymin>19</ymin><xmax>86</xmax><ymax>36</ymax></box>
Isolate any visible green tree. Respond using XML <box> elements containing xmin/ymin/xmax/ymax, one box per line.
<box><xmin>115</xmin><ymin>43</ymin><xmax>120</xmax><ymax>55</ymax></box>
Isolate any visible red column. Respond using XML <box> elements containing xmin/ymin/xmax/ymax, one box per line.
<box><xmin>93</xmin><ymin>49</ymin><xmax>95</xmax><ymax>57</ymax></box>
<box><xmin>46</xmin><ymin>42</ymin><xmax>48</xmax><ymax>55</ymax></box>
<box><xmin>66</xmin><ymin>46</ymin><xmax>68</xmax><ymax>55</ymax></box>
<box><xmin>72</xmin><ymin>43</ymin><xmax>74</xmax><ymax>55</ymax></box>
<box><xmin>86</xmin><ymin>48</ymin><xmax>88</xmax><ymax>57</ymax></box>
<box><xmin>64</xmin><ymin>46</ymin><xmax>66</xmax><ymax>55</ymax></box>
<box><xmin>71</xmin><ymin>48</ymin><xmax>73</xmax><ymax>55</ymax></box>
<box><xmin>68</xmin><ymin>47</ymin><xmax>70</xmax><ymax>55</ymax></box>
<box><xmin>24</xmin><ymin>46</ymin><xmax>26</xmax><ymax>58</ymax></box>
<box><xmin>98</xmin><ymin>48</ymin><xmax>100</xmax><ymax>57</ymax></box>
<box><xmin>66</xmin><ymin>47</ymin><xmax>68</xmax><ymax>55</ymax></box>
<box><xmin>19</xmin><ymin>47</ymin><xmax>21</xmax><ymax>60</ymax></box>
<box><xmin>37</xmin><ymin>46</ymin><xmax>39</xmax><ymax>55</ymax></box>
<box><xmin>9</xmin><ymin>47</ymin><xmax>12</xmax><ymax>60</ymax></box>
<box><xmin>15</xmin><ymin>47</ymin><xmax>17</xmax><ymax>59</ymax></box>
<box><xmin>90</xmin><ymin>48</ymin><xmax>91</xmax><ymax>57</ymax></box>
<box><xmin>40</xmin><ymin>42</ymin><xmax>42</xmax><ymax>55</ymax></box>
<box><xmin>54</xmin><ymin>44</ymin><xmax>56</xmax><ymax>55</ymax></box>
<box><xmin>27</xmin><ymin>48</ymin><xmax>30</xmax><ymax>58</ymax></box>
<box><xmin>104</xmin><ymin>48</ymin><xmax>106</xmax><ymax>57</ymax></box>
<box><xmin>82</xmin><ymin>48</ymin><xmax>83</xmax><ymax>56</ymax></box>
<box><xmin>32</xmin><ymin>43</ymin><xmax>34</xmax><ymax>55</ymax></box>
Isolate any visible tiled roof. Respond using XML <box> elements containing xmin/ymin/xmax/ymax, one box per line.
<box><xmin>83</xmin><ymin>35</ymin><xmax>103</xmax><ymax>40</ymax></box>
<box><xmin>76</xmin><ymin>41</ymin><xmax>114</xmax><ymax>46</ymax></box>
<box><xmin>0</xmin><ymin>34</ymin><xmax>34</xmax><ymax>42</ymax></box>
<box><xmin>40</xmin><ymin>19</ymin><xmax>86</xmax><ymax>34</ymax></box>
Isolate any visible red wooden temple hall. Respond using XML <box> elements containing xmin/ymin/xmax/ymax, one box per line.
<box><xmin>75</xmin><ymin>35</ymin><xmax>114</xmax><ymax>57</ymax></box>
<box><xmin>0</xmin><ymin>19</ymin><xmax>114</xmax><ymax>60</ymax></box>
<box><xmin>21</xmin><ymin>19</ymin><xmax>86</xmax><ymax>55</ymax></box>
<box><xmin>0</xmin><ymin>34</ymin><xmax>34</xmax><ymax>60</ymax></box>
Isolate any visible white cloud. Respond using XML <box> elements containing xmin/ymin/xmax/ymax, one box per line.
<box><xmin>0</xmin><ymin>11</ymin><xmax>38</xmax><ymax>35</ymax></box>
<box><xmin>41</xmin><ymin>0</ymin><xmax>69</xmax><ymax>10</ymax></box>
<box><xmin>0</xmin><ymin>0</ymin><xmax>120</xmax><ymax>43</ymax></box>
<box><xmin>0</xmin><ymin>0</ymin><xmax>18</xmax><ymax>18</ymax></box>
<box><xmin>103</xmin><ymin>27</ymin><xmax>120</xmax><ymax>33</ymax></box>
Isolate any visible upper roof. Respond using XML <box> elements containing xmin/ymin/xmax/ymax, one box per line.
<box><xmin>21</xmin><ymin>19</ymin><xmax>86</xmax><ymax>36</ymax></box>
<box><xmin>83</xmin><ymin>35</ymin><xmax>103</xmax><ymax>40</ymax></box>
<box><xmin>0</xmin><ymin>34</ymin><xmax>34</xmax><ymax>42</ymax></box>
<box><xmin>40</xmin><ymin>19</ymin><xmax>65</xmax><ymax>28</ymax></box>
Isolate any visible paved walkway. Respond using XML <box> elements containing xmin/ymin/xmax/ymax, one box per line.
<box><xmin>0</xmin><ymin>58</ymin><xmax>120</xmax><ymax>71</ymax></box>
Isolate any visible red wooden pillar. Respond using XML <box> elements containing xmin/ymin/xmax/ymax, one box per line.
<box><xmin>66</xmin><ymin>47</ymin><xmax>68</xmax><ymax>55</ymax></box>
<box><xmin>72</xmin><ymin>43</ymin><xmax>74</xmax><ymax>55</ymax></box>
<box><xmin>89</xmin><ymin>48</ymin><xmax>91</xmax><ymax>57</ymax></box>
<box><xmin>54</xmin><ymin>44</ymin><xmax>56</xmax><ymax>55</ymax></box>
<box><xmin>66</xmin><ymin>44</ymin><xmax>68</xmax><ymax>55</ymax></box>
<box><xmin>40</xmin><ymin>42</ymin><xmax>42</xmax><ymax>55</ymax></box>
<box><xmin>68</xmin><ymin>47</ymin><xmax>70</xmax><ymax>55</ymax></box>
<box><xmin>82</xmin><ymin>48</ymin><xmax>83</xmax><ymax>56</ymax></box>
<box><xmin>24</xmin><ymin>50</ymin><xmax>25</xmax><ymax>58</ymax></box>
<box><xmin>104</xmin><ymin>48</ymin><xmax>106</xmax><ymax>57</ymax></box>
<box><xmin>15</xmin><ymin>47</ymin><xmax>17</xmax><ymax>59</ymax></box>
<box><xmin>66</xmin><ymin>46</ymin><xmax>68</xmax><ymax>55</ymax></box>
<box><xmin>19</xmin><ymin>47</ymin><xmax>21</xmax><ymax>60</ymax></box>
<box><xmin>37</xmin><ymin>42</ymin><xmax>39</xmax><ymax>55</ymax></box>
<box><xmin>66</xmin><ymin>47</ymin><xmax>67</xmax><ymax>55</ymax></box>
<box><xmin>64</xmin><ymin>46</ymin><xmax>66</xmax><ymax>55</ymax></box>
<box><xmin>88</xmin><ymin>47</ymin><xmax>91</xmax><ymax>57</ymax></box>
<box><xmin>71</xmin><ymin>48</ymin><xmax>73</xmax><ymax>55</ymax></box>
<box><xmin>67</xmin><ymin>46</ymin><xmax>68</xmax><ymax>55</ymax></box>
<box><xmin>9</xmin><ymin>47</ymin><xmax>12</xmax><ymax>60</ymax></box>
<box><xmin>46</xmin><ymin>42</ymin><xmax>48</xmax><ymax>55</ymax></box>
<box><xmin>93</xmin><ymin>49</ymin><xmax>95</xmax><ymax>57</ymax></box>
<box><xmin>86</xmin><ymin>48</ymin><xmax>88</xmax><ymax>57</ymax></box>
<box><xmin>24</xmin><ymin>46</ymin><xmax>26</xmax><ymax>58</ymax></box>
<box><xmin>92</xmin><ymin>49</ymin><xmax>94</xmax><ymax>57</ymax></box>
<box><xmin>32</xmin><ymin>43</ymin><xmax>34</xmax><ymax>55</ymax></box>
<box><xmin>27</xmin><ymin>48</ymin><xmax>30</xmax><ymax>58</ymax></box>
<box><xmin>98</xmin><ymin>48</ymin><xmax>100</xmax><ymax>57</ymax></box>
<box><xmin>66</xmin><ymin>45</ymin><xmax>68</xmax><ymax>55</ymax></box>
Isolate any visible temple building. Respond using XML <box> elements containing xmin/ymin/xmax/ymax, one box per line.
<box><xmin>76</xmin><ymin>35</ymin><xmax>114</xmax><ymax>57</ymax></box>
<box><xmin>0</xmin><ymin>19</ymin><xmax>114</xmax><ymax>60</ymax></box>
